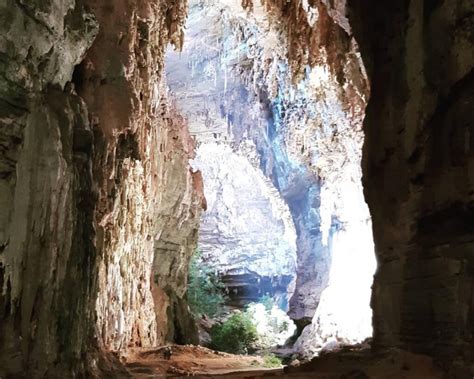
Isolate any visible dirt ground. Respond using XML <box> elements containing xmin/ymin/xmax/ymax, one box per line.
<box><xmin>121</xmin><ymin>344</ymin><xmax>454</xmax><ymax>379</ymax></box>
<box><xmin>123</xmin><ymin>344</ymin><xmax>283</xmax><ymax>378</ymax></box>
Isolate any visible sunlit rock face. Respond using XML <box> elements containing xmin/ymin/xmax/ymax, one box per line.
<box><xmin>168</xmin><ymin>0</ymin><xmax>376</xmax><ymax>356</ymax></box>
<box><xmin>76</xmin><ymin>0</ymin><xmax>204</xmax><ymax>349</ymax></box>
<box><xmin>167</xmin><ymin>0</ymin><xmax>300</xmax><ymax>309</ymax></box>
<box><xmin>294</xmin><ymin>218</ymin><xmax>376</xmax><ymax>356</ymax></box>
<box><xmin>232</xmin><ymin>0</ymin><xmax>376</xmax><ymax>355</ymax></box>
<box><xmin>191</xmin><ymin>143</ymin><xmax>297</xmax><ymax>307</ymax></box>
<box><xmin>167</xmin><ymin>0</ymin><xmax>330</xmax><ymax>321</ymax></box>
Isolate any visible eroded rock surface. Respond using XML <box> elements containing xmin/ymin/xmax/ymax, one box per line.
<box><xmin>0</xmin><ymin>1</ymin><xmax>98</xmax><ymax>376</ymax></box>
<box><xmin>167</xmin><ymin>0</ymin><xmax>375</xmax><ymax>354</ymax></box>
<box><xmin>2</xmin><ymin>0</ymin><xmax>472</xmax><ymax>376</ymax></box>
<box><xmin>72</xmin><ymin>0</ymin><xmax>204</xmax><ymax>350</ymax></box>
<box><xmin>191</xmin><ymin>142</ymin><xmax>297</xmax><ymax>307</ymax></box>
<box><xmin>0</xmin><ymin>0</ymin><xmax>204</xmax><ymax>376</ymax></box>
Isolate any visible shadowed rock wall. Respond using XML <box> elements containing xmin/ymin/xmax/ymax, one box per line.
<box><xmin>0</xmin><ymin>1</ymin><xmax>99</xmax><ymax>376</ymax></box>
<box><xmin>348</xmin><ymin>0</ymin><xmax>474</xmax><ymax>364</ymax></box>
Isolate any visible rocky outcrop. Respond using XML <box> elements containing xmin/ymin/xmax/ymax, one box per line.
<box><xmin>348</xmin><ymin>0</ymin><xmax>474</xmax><ymax>365</ymax></box>
<box><xmin>0</xmin><ymin>0</ymin><xmax>204</xmax><ymax>376</ymax></box>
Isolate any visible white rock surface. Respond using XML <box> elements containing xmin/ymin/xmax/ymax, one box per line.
<box><xmin>191</xmin><ymin>142</ymin><xmax>297</xmax><ymax>280</ymax></box>
<box><xmin>246</xmin><ymin>303</ymin><xmax>296</xmax><ymax>348</ymax></box>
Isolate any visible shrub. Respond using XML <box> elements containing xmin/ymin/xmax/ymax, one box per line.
<box><xmin>262</xmin><ymin>354</ymin><xmax>282</xmax><ymax>368</ymax></box>
<box><xmin>187</xmin><ymin>250</ymin><xmax>227</xmax><ymax>318</ymax></box>
<box><xmin>210</xmin><ymin>312</ymin><xmax>258</xmax><ymax>354</ymax></box>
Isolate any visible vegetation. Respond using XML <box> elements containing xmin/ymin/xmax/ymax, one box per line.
<box><xmin>187</xmin><ymin>252</ymin><xmax>293</xmax><ymax>357</ymax></box>
<box><xmin>210</xmin><ymin>312</ymin><xmax>258</xmax><ymax>354</ymax></box>
<box><xmin>187</xmin><ymin>250</ymin><xmax>227</xmax><ymax>318</ymax></box>
<box><xmin>262</xmin><ymin>354</ymin><xmax>283</xmax><ymax>368</ymax></box>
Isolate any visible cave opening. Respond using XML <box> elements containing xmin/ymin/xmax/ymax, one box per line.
<box><xmin>164</xmin><ymin>0</ymin><xmax>376</xmax><ymax>362</ymax></box>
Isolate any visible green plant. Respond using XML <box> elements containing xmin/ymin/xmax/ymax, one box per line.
<box><xmin>210</xmin><ymin>312</ymin><xmax>258</xmax><ymax>354</ymax></box>
<box><xmin>262</xmin><ymin>354</ymin><xmax>282</xmax><ymax>368</ymax></box>
<box><xmin>187</xmin><ymin>250</ymin><xmax>227</xmax><ymax>318</ymax></box>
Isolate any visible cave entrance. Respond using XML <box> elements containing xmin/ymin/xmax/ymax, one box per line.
<box><xmin>164</xmin><ymin>0</ymin><xmax>376</xmax><ymax>362</ymax></box>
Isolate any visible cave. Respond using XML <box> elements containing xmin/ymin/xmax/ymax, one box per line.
<box><xmin>165</xmin><ymin>0</ymin><xmax>375</xmax><ymax>358</ymax></box>
<box><xmin>0</xmin><ymin>0</ymin><xmax>473</xmax><ymax>378</ymax></box>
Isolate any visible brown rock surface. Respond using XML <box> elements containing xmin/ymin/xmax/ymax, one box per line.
<box><xmin>0</xmin><ymin>0</ymin><xmax>203</xmax><ymax>376</ymax></box>
<box><xmin>347</xmin><ymin>0</ymin><xmax>474</xmax><ymax>365</ymax></box>
<box><xmin>70</xmin><ymin>0</ymin><xmax>204</xmax><ymax>352</ymax></box>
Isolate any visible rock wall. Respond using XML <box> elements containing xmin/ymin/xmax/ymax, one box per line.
<box><xmin>167</xmin><ymin>1</ymin><xmax>298</xmax><ymax>309</ymax></box>
<box><xmin>75</xmin><ymin>0</ymin><xmax>203</xmax><ymax>350</ymax></box>
<box><xmin>167</xmin><ymin>0</ymin><xmax>335</xmax><ymax>328</ymax></box>
<box><xmin>249</xmin><ymin>1</ymin><xmax>376</xmax><ymax>351</ymax></box>
<box><xmin>348</xmin><ymin>0</ymin><xmax>474</xmax><ymax>364</ymax></box>
<box><xmin>190</xmin><ymin>142</ymin><xmax>297</xmax><ymax>308</ymax></box>
<box><xmin>0</xmin><ymin>1</ymin><xmax>99</xmax><ymax>376</ymax></box>
<box><xmin>191</xmin><ymin>0</ymin><xmax>374</xmax><ymax>343</ymax></box>
<box><xmin>0</xmin><ymin>0</ymin><xmax>204</xmax><ymax>376</ymax></box>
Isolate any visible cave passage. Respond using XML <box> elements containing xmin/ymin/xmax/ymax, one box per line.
<box><xmin>3</xmin><ymin>0</ymin><xmax>470</xmax><ymax>377</ymax></box>
<box><xmin>165</xmin><ymin>0</ymin><xmax>376</xmax><ymax>359</ymax></box>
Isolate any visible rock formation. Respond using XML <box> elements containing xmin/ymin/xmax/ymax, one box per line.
<box><xmin>190</xmin><ymin>143</ymin><xmax>297</xmax><ymax>307</ymax></box>
<box><xmin>167</xmin><ymin>0</ymin><xmax>375</xmax><ymax>353</ymax></box>
<box><xmin>166</xmin><ymin>7</ymin><xmax>299</xmax><ymax>307</ymax></box>
<box><xmin>348</xmin><ymin>0</ymin><xmax>474</xmax><ymax>367</ymax></box>
<box><xmin>0</xmin><ymin>1</ymin><xmax>99</xmax><ymax>375</ymax></box>
<box><xmin>0</xmin><ymin>0</ymin><xmax>472</xmax><ymax>377</ymax></box>
<box><xmin>75</xmin><ymin>0</ymin><xmax>203</xmax><ymax>349</ymax></box>
<box><xmin>0</xmin><ymin>0</ymin><xmax>204</xmax><ymax>376</ymax></box>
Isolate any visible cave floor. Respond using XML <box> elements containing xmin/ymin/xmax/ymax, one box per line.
<box><xmin>122</xmin><ymin>345</ymin><xmax>449</xmax><ymax>378</ymax></box>
<box><xmin>123</xmin><ymin>345</ymin><xmax>283</xmax><ymax>378</ymax></box>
